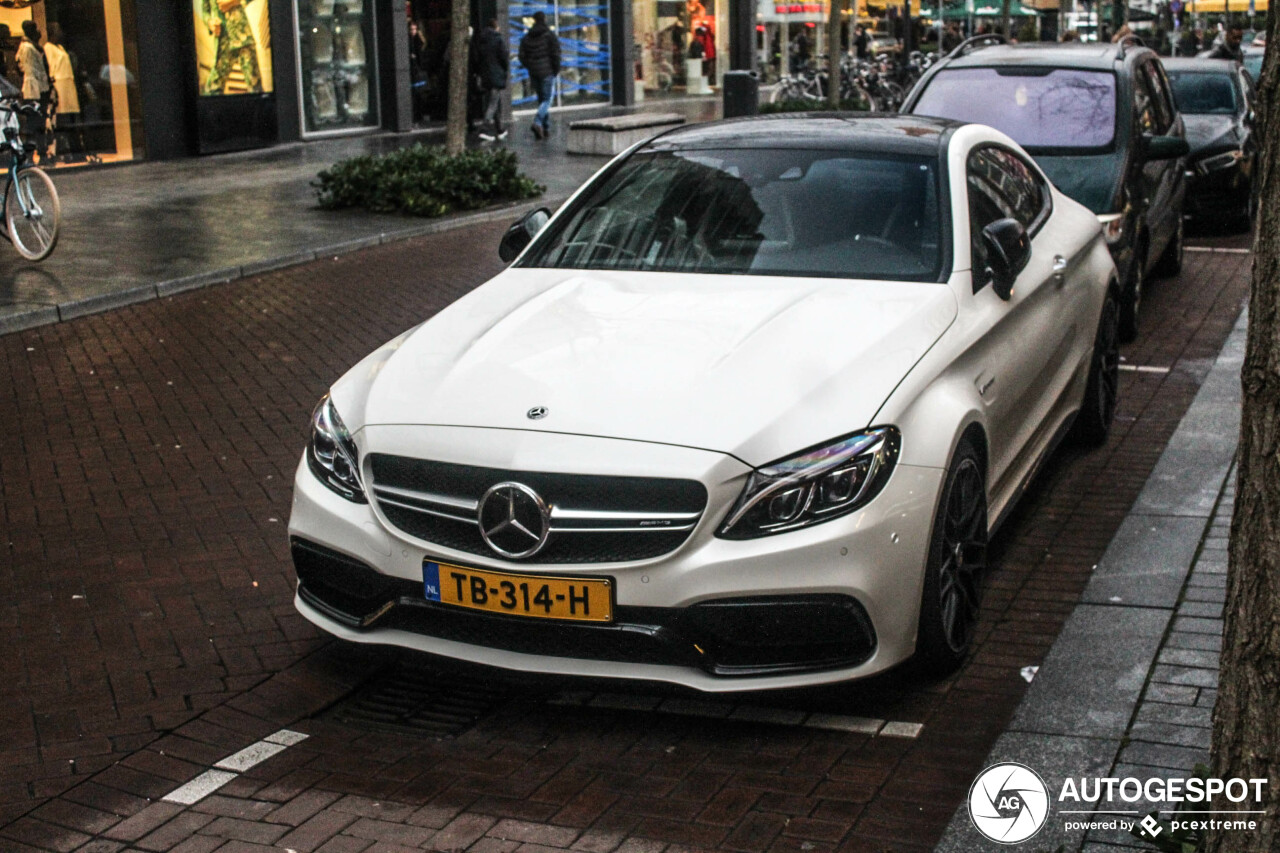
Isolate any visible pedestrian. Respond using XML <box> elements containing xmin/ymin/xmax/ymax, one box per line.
<box><xmin>475</xmin><ymin>18</ymin><xmax>509</xmax><ymax>141</ymax></box>
<box><xmin>1111</xmin><ymin>23</ymin><xmax>1133</xmax><ymax>42</ymax></box>
<box><xmin>43</xmin><ymin>23</ymin><xmax>80</xmax><ymax>161</ymax></box>
<box><xmin>1207</xmin><ymin>24</ymin><xmax>1244</xmax><ymax>61</ymax></box>
<box><xmin>518</xmin><ymin>11</ymin><xmax>559</xmax><ymax>140</ymax></box>
<box><xmin>855</xmin><ymin>24</ymin><xmax>871</xmax><ymax>59</ymax></box>
<box><xmin>16</xmin><ymin>20</ymin><xmax>52</xmax><ymax>163</ymax></box>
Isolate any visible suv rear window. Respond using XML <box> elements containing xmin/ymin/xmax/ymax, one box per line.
<box><xmin>913</xmin><ymin>67</ymin><xmax>1118</xmax><ymax>150</ymax></box>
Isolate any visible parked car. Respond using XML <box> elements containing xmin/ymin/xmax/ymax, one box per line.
<box><xmin>1242</xmin><ymin>45</ymin><xmax>1264</xmax><ymax>82</ymax></box>
<box><xmin>1164</xmin><ymin>58</ymin><xmax>1257</xmax><ymax>225</ymax></box>
<box><xmin>902</xmin><ymin>37</ymin><xmax>1189</xmax><ymax>341</ymax></box>
<box><xmin>289</xmin><ymin>115</ymin><xmax>1120</xmax><ymax>692</ymax></box>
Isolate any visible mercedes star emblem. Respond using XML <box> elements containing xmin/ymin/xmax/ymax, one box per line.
<box><xmin>478</xmin><ymin>482</ymin><xmax>551</xmax><ymax>559</ymax></box>
<box><xmin>527</xmin><ymin>406</ymin><xmax>548</xmax><ymax>420</ymax></box>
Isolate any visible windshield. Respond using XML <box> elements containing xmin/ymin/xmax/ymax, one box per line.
<box><xmin>914</xmin><ymin>67</ymin><xmax>1118</xmax><ymax>150</ymax></box>
<box><xmin>521</xmin><ymin>148</ymin><xmax>944</xmax><ymax>281</ymax></box>
<box><xmin>1168</xmin><ymin>71</ymin><xmax>1238</xmax><ymax>114</ymax></box>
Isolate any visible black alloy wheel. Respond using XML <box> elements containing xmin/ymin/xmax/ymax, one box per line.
<box><xmin>1072</xmin><ymin>289</ymin><xmax>1121</xmax><ymax>446</ymax></box>
<box><xmin>1118</xmin><ymin>243</ymin><xmax>1145</xmax><ymax>343</ymax></box>
<box><xmin>915</xmin><ymin>442</ymin><xmax>988</xmax><ymax>676</ymax></box>
<box><xmin>1154</xmin><ymin>216</ymin><xmax>1184</xmax><ymax>278</ymax></box>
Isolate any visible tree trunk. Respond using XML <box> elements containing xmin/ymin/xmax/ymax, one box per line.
<box><xmin>1001</xmin><ymin>0</ymin><xmax>1010</xmax><ymax>40</ymax></box>
<box><xmin>827</xmin><ymin>0</ymin><xmax>844</xmax><ymax>108</ymax></box>
<box><xmin>1204</xmin><ymin>11</ymin><xmax>1280</xmax><ymax>853</ymax></box>
<box><xmin>445</xmin><ymin>0</ymin><xmax>471</xmax><ymax>155</ymax></box>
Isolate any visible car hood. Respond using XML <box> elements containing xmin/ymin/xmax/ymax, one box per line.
<box><xmin>334</xmin><ymin>269</ymin><xmax>957</xmax><ymax>466</ymax></box>
<box><xmin>1182</xmin><ymin>114</ymin><xmax>1244</xmax><ymax>157</ymax></box>
<box><xmin>1034</xmin><ymin>153</ymin><xmax>1126</xmax><ymax>214</ymax></box>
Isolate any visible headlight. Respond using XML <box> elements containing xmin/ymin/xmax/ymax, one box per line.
<box><xmin>1197</xmin><ymin>149</ymin><xmax>1245</xmax><ymax>175</ymax></box>
<box><xmin>717</xmin><ymin>427</ymin><xmax>900</xmax><ymax>540</ymax></box>
<box><xmin>1097</xmin><ymin>213</ymin><xmax>1125</xmax><ymax>246</ymax></box>
<box><xmin>307</xmin><ymin>394</ymin><xmax>365</xmax><ymax>502</ymax></box>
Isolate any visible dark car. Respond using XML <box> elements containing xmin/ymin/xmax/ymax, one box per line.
<box><xmin>1243</xmin><ymin>45</ymin><xmax>1263</xmax><ymax>82</ymax></box>
<box><xmin>902</xmin><ymin>37</ymin><xmax>1189</xmax><ymax>340</ymax></box>
<box><xmin>1164</xmin><ymin>58</ymin><xmax>1257</xmax><ymax>225</ymax></box>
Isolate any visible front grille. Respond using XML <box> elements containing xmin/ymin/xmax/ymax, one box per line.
<box><xmin>292</xmin><ymin>537</ymin><xmax>877</xmax><ymax>677</ymax></box>
<box><xmin>368</xmin><ymin>455</ymin><xmax>708</xmax><ymax>564</ymax></box>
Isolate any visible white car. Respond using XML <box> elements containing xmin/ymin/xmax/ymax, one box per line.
<box><xmin>290</xmin><ymin>115</ymin><xmax>1119</xmax><ymax>692</ymax></box>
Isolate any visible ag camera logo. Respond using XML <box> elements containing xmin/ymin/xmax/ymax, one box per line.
<box><xmin>968</xmin><ymin>762</ymin><xmax>1050</xmax><ymax>844</ymax></box>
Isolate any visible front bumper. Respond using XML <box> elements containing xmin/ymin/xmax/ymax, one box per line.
<box><xmin>288</xmin><ymin>426</ymin><xmax>944</xmax><ymax>692</ymax></box>
<box><xmin>1184</xmin><ymin>163</ymin><xmax>1251</xmax><ymax>218</ymax></box>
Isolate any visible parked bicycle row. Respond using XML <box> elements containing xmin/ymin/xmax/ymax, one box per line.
<box><xmin>769</xmin><ymin>49</ymin><xmax>937</xmax><ymax>112</ymax></box>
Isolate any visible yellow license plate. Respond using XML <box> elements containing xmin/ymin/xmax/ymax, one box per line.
<box><xmin>423</xmin><ymin>560</ymin><xmax>613</xmax><ymax>622</ymax></box>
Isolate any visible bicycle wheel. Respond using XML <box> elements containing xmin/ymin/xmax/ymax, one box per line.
<box><xmin>5</xmin><ymin>166</ymin><xmax>60</xmax><ymax>262</ymax></box>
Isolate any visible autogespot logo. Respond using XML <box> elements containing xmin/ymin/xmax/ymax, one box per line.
<box><xmin>968</xmin><ymin>763</ymin><xmax>1051</xmax><ymax>844</ymax></box>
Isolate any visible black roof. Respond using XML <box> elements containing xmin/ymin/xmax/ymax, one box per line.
<box><xmin>941</xmin><ymin>41</ymin><xmax>1142</xmax><ymax>71</ymax></box>
<box><xmin>644</xmin><ymin>113</ymin><xmax>962</xmax><ymax>155</ymax></box>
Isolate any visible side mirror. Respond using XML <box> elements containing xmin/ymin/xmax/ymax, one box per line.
<box><xmin>498</xmin><ymin>207</ymin><xmax>551</xmax><ymax>263</ymax></box>
<box><xmin>1143</xmin><ymin>133</ymin><xmax>1191</xmax><ymax>160</ymax></box>
<box><xmin>982</xmin><ymin>218</ymin><xmax>1031</xmax><ymax>301</ymax></box>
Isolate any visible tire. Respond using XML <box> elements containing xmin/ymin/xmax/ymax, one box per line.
<box><xmin>1153</xmin><ymin>216</ymin><xmax>1184</xmax><ymax>278</ymax></box>
<box><xmin>1118</xmin><ymin>243</ymin><xmax>1145</xmax><ymax>343</ymax></box>
<box><xmin>914</xmin><ymin>439</ymin><xmax>988</xmax><ymax>677</ymax></box>
<box><xmin>1071</xmin><ymin>288</ymin><xmax>1121</xmax><ymax>446</ymax></box>
<box><xmin>5</xmin><ymin>166</ymin><xmax>60</xmax><ymax>262</ymax></box>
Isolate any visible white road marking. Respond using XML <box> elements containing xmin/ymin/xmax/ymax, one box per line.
<box><xmin>880</xmin><ymin>721</ymin><xmax>925</xmax><ymax>738</ymax></box>
<box><xmin>162</xmin><ymin>769</ymin><xmax>238</xmax><ymax>805</ymax></box>
<box><xmin>1119</xmin><ymin>365</ymin><xmax>1171</xmax><ymax>374</ymax></box>
<box><xmin>804</xmin><ymin>714</ymin><xmax>885</xmax><ymax>735</ymax></box>
<box><xmin>215</xmin><ymin>741</ymin><xmax>288</xmax><ymax>772</ymax></box>
<box><xmin>1185</xmin><ymin>246</ymin><xmax>1250</xmax><ymax>254</ymax></box>
<box><xmin>161</xmin><ymin>729</ymin><xmax>310</xmax><ymax>805</ymax></box>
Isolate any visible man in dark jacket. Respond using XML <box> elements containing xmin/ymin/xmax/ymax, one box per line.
<box><xmin>518</xmin><ymin>11</ymin><xmax>560</xmax><ymax>139</ymax></box>
<box><xmin>475</xmin><ymin>18</ymin><xmax>509</xmax><ymax>140</ymax></box>
<box><xmin>1207</xmin><ymin>25</ymin><xmax>1245</xmax><ymax>61</ymax></box>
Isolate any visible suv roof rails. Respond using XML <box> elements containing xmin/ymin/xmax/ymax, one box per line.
<box><xmin>1115</xmin><ymin>33</ymin><xmax>1146</xmax><ymax>59</ymax></box>
<box><xmin>947</xmin><ymin>34</ymin><xmax>1007</xmax><ymax>59</ymax></box>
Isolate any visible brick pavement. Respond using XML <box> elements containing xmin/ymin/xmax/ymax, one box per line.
<box><xmin>0</xmin><ymin>222</ymin><xmax>1251</xmax><ymax>852</ymax></box>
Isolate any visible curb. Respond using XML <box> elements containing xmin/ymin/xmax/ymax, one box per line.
<box><xmin>934</xmin><ymin>306</ymin><xmax>1248</xmax><ymax>853</ymax></box>
<box><xmin>0</xmin><ymin>195</ymin><xmax>564</xmax><ymax>338</ymax></box>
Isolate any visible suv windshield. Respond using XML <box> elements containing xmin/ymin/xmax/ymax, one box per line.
<box><xmin>914</xmin><ymin>67</ymin><xmax>1118</xmax><ymax>150</ymax></box>
<box><xmin>521</xmin><ymin>148</ymin><xmax>944</xmax><ymax>281</ymax></box>
<box><xmin>1167</xmin><ymin>70</ymin><xmax>1238</xmax><ymax>114</ymax></box>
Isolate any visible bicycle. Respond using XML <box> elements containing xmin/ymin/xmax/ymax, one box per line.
<box><xmin>0</xmin><ymin>96</ymin><xmax>60</xmax><ymax>262</ymax></box>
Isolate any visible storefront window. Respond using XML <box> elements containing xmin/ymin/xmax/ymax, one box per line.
<box><xmin>633</xmin><ymin>0</ymin><xmax>725</xmax><ymax>98</ymax></box>
<box><xmin>1</xmin><ymin>0</ymin><xmax>145</xmax><ymax>167</ymax></box>
<box><xmin>295</xmin><ymin>0</ymin><xmax>380</xmax><ymax>134</ymax></box>
<box><xmin>510</xmin><ymin>1</ymin><xmax>610</xmax><ymax>109</ymax></box>
<box><xmin>194</xmin><ymin>0</ymin><xmax>274</xmax><ymax>96</ymax></box>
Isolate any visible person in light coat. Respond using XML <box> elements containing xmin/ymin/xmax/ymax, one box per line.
<box><xmin>16</xmin><ymin>20</ymin><xmax>52</xmax><ymax>162</ymax></box>
<box><xmin>43</xmin><ymin>23</ymin><xmax>80</xmax><ymax>160</ymax></box>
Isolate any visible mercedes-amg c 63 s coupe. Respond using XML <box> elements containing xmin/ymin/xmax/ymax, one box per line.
<box><xmin>289</xmin><ymin>114</ymin><xmax>1120</xmax><ymax>691</ymax></box>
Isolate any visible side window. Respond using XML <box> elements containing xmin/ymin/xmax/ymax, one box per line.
<box><xmin>1135</xmin><ymin>65</ymin><xmax>1171</xmax><ymax>134</ymax></box>
<box><xmin>967</xmin><ymin>146</ymin><xmax>1052</xmax><ymax>290</ymax></box>
<box><xmin>1134</xmin><ymin>70</ymin><xmax>1157</xmax><ymax>135</ymax></box>
<box><xmin>1146</xmin><ymin>63</ymin><xmax>1175</xmax><ymax>131</ymax></box>
<box><xmin>967</xmin><ymin>148</ymin><xmax>1017</xmax><ymax>290</ymax></box>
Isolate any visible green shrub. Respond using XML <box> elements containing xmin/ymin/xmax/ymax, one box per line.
<box><xmin>759</xmin><ymin>97</ymin><xmax>870</xmax><ymax>114</ymax></box>
<box><xmin>315</xmin><ymin>144</ymin><xmax>544</xmax><ymax>217</ymax></box>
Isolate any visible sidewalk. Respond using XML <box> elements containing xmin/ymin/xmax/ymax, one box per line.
<box><xmin>0</xmin><ymin>97</ymin><xmax>720</xmax><ymax>336</ymax></box>
<box><xmin>935</xmin><ymin>305</ymin><xmax>1247</xmax><ymax>852</ymax></box>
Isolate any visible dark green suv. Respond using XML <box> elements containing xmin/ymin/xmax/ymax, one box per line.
<box><xmin>903</xmin><ymin>37</ymin><xmax>1189</xmax><ymax>340</ymax></box>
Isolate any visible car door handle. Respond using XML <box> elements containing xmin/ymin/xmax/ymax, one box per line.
<box><xmin>1053</xmin><ymin>255</ymin><xmax>1068</xmax><ymax>286</ymax></box>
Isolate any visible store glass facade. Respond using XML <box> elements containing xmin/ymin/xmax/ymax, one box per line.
<box><xmin>295</xmin><ymin>0</ymin><xmax>380</xmax><ymax>133</ymax></box>
<box><xmin>2</xmin><ymin>0</ymin><xmax>145</xmax><ymax>167</ymax></box>
<box><xmin>632</xmin><ymin>0</ymin><xmax>726</xmax><ymax>97</ymax></box>
<box><xmin>510</xmin><ymin>0</ymin><xmax>610</xmax><ymax>108</ymax></box>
